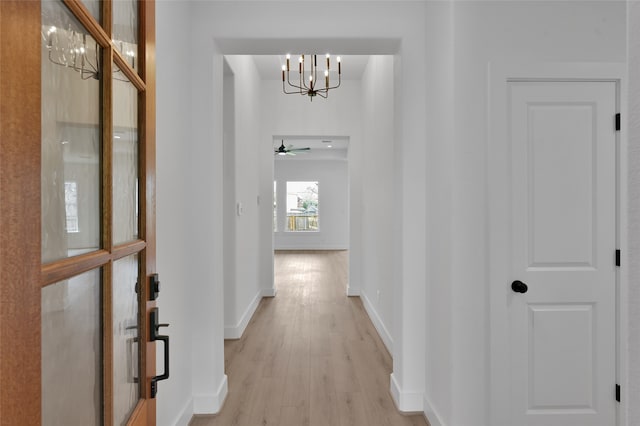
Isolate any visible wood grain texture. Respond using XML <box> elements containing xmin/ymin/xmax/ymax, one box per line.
<box><xmin>103</xmin><ymin>263</ymin><xmax>114</xmax><ymax>426</ymax></box>
<box><xmin>63</xmin><ymin>0</ymin><xmax>111</xmax><ymax>49</ymax></box>
<box><xmin>141</xmin><ymin>1</ymin><xmax>157</xmax><ymax>423</ymax></box>
<box><xmin>191</xmin><ymin>250</ymin><xmax>429</xmax><ymax>426</ymax></box>
<box><xmin>0</xmin><ymin>1</ymin><xmax>42</xmax><ymax>424</ymax></box>
<box><xmin>0</xmin><ymin>1</ymin><xmax>155</xmax><ymax>424</ymax></box>
<box><xmin>41</xmin><ymin>250</ymin><xmax>111</xmax><ymax>286</ymax></box>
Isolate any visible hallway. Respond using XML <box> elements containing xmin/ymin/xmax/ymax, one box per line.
<box><xmin>191</xmin><ymin>250</ymin><xmax>428</xmax><ymax>426</ymax></box>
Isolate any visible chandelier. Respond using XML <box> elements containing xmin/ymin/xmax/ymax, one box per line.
<box><xmin>282</xmin><ymin>54</ymin><xmax>341</xmax><ymax>101</ymax></box>
<box><xmin>42</xmin><ymin>25</ymin><xmax>136</xmax><ymax>81</ymax></box>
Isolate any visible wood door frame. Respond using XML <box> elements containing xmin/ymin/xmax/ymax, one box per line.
<box><xmin>0</xmin><ymin>1</ymin><xmax>42</xmax><ymax>423</ymax></box>
<box><xmin>487</xmin><ymin>62</ymin><xmax>627</xmax><ymax>426</ymax></box>
<box><xmin>0</xmin><ymin>1</ymin><xmax>156</xmax><ymax>424</ymax></box>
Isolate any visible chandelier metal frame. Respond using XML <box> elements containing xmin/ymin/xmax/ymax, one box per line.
<box><xmin>282</xmin><ymin>54</ymin><xmax>341</xmax><ymax>101</ymax></box>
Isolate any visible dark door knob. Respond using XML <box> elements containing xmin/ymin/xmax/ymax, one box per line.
<box><xmin>511</xmin><ymin>280</ymin><xmax>528</xmax><ymax>293</ymax></box>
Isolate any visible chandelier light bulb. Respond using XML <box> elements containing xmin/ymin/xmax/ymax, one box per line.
<box><xmin>281</xmin><ymin>53</ymin><xmax>342</xmax><ymax>101</ymax></box>
<box><xmin>46</xmin><ymin>26</ymin><xmax>57</xmax><ymax>49</ymax></box>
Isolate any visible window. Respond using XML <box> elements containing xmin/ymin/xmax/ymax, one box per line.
<box><xmin>273</xmin><ymin>181</ymin><xmax>277</xmax><ymax>231</ymax></box>
<box><xmin>64</xmin><ymin>181</ymin><xmax>79</xmax><ymax>233</ymax></box>
<box><xmin>286</xmin><ymin>181</ymin><xmax>318</xmax><ymax>232</ymax></box>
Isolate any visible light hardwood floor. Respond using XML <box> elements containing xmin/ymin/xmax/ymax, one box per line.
<box><xmin>191</xmin><ymin>250</ymin><xmax>429</xmax><ymax>426</ymax></box>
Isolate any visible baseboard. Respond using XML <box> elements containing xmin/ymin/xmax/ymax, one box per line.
<box><xmin>423</xmin><ymin>395</ymin><xmax>446</xmax><ymax>426</ymax></box>
<box><xmin>262</xmin><ymin>287</ymin><xmax>277</xmax><ymax>297</ymax></box>
<box><xmin>346</xmin><ymin>283</ymin><xmax>360</xmax><ymax>296</ymax></box>
<box><xmin>173</xmin><ymin>397</ymin><xmax>194</xmax><ymax>426</ymax></box>
<box><xmin>224</xmin><ymin>291</ymin><xmax>261</xmax><ymax>339</ymax></box>
<box><xmin>193</xmin><ymin>374</ymin><xmax>228</xmax><ymax>414</ymax></box>
<box><xmin>360</xmin><ymin>290</ymin><xmax>393</xmax><ymax>354</ymax></box>
<box><xmin>390</xmin><ymin>373</ymin><xmax>424</xmax><ymax>413</ymax></box>
<box><xmin>273</xmin><ymin>244</ymin><xmax>349</xmax><ymax>250</ymax></box>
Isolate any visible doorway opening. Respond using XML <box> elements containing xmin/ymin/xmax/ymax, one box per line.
<box><xmin>220</xmin><ymin>51</ymin><xmax>397</xmax><ymax>411</ymax></box>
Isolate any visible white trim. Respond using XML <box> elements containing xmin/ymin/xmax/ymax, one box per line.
<box><xmin>346</xmin><ymin>282</ymin><xmax>359</xmax><ymax>296</ymax></box>
<box><xmin>224</xmin><ymin>291</ymin><xmax>261</xmax><ymax>339</ymax></box>
<box><xmin>487</xmin><ymin>61</ymin><xmax>627</xmax><ymax>426</ymax></box>
<box><xmin>193</xmin><ymin>374</ymin><xmax>228</xmax><ymax>415</ymax></box>
<box><xmin>615</xmin><ymin>68</ymin><xmax>628</xmax><ymax>426</ymax></box>
<box><xmin>273</xmin><ymin>243</ymin><xmax>349</xmax><ymax>251</ymax></box>
<box><xmin>360</xmin><ymin>290</ymin><xmax>393</xmax><ymax>354</ymax></box>
<box><xmin>423</xmin><ymin>395</ymin><xmax>445</xmax><ymax>426</ymax></box>
<box><xmin>172</xmin><ymin>397</ymin><xmax>194</xmax><ymax>426</ymax></box>
<box><xmin>261</xmin><ymin>287</ymin><xmax>276</xmax><ymax>297</ymax></box>
<box><xmin>389</xmin><ymin>373</ymin><xmax>423</xmax><ymax>412</ymax></box>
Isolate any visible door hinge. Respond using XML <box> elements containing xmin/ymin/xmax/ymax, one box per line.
<box><xmin>615</xmin><ymin>113</ymin><xmax>621</xmax><ymax>131</ymax></box>
<box><xmin>616</xmin><ymin>384</ymin><xmax>621</xmax><ymax>402</ymax></box>
<box><xmin>616</xmin><ymin>250</ymin><xmax>621</xmax><ymax>267</ymax></box>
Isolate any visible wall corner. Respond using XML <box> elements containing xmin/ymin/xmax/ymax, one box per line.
<box><xmin>390</xmin><ymin>373</ymin><xmax>424</xmax><ymax>413</ymax></box>
<box><xmin>193</xmin><ymin>374</ymin><xmax>228</xmax><ymax>415</ymax></box>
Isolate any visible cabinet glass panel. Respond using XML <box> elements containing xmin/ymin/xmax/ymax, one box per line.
<box><xmin>113</xmin><ymin>254</ymin><xmax>140</xmax><ymax>426</ymax></box>
<box><xmin>41</xmin><ymin>0</ymin><xmax>101</xmax><ymax>263</ymax></box>
<box><xmin>42</xmin><ymin>268</ymin><xmax>102</xmax><ymax>426</ymax></box>
<box><xmin>113</xmin><ymin>63</ymin><xmax>139</xmax><ymax>245</ymax></box>
<box><xmin>113</xmin><ymin>0</ymin><xmax>138</xmax><ymax>73</ymax></box>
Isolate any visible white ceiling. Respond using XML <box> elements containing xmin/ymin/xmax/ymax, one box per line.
<box><xmin>252</xmin><ymin>55</ymin><xmax>370</xmax><ymax>80</ymax></box>
<box><xmin>248</xmin><ymin>54</ymin><xmax>365</xmax><ymax>160</ymax></box>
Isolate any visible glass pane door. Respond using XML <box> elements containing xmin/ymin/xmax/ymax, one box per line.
<box><xmin>113</xmin><ymin>254</ymin><xmax>141</xmax><ymax>425</ymax></box>
<box><xmin>113</xmin><ymin>63</ymin><xmax>139</xmax><ymax>245</ymax></box>
<box><xmin>42</xmin><ymin>268</ymin><xmax>102</xmax><ymax>425</ymax></box>
<box><xmin>41</xmin><ymin>0</ymin><xmax>101</xmax><ymax>263</ymax></box>
<box><xmin>39</xmin><ymin>0</ymin><xmax>155</xmax><ymax>425</ymax></box>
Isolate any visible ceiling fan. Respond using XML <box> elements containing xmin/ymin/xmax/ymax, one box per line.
<box><xmin>275</xmin><ymin>140</ymin><xmax>310</xmax><ymax>156</ymax></box>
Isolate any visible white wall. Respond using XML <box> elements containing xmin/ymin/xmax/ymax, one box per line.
<box><xmin>155</xmin><ymin>2</ymin><xmax>631</xmax><ymax>426</ymax></box>
<box><xmin>359</xmin><ymin>55</ymin><xmax>395</xmax><ymax>352</ymax></box>
<box><xmin>423</xmin><ymin>2</ymin><xmax>455</xmax><ymax>424</ymax></box>
<box><xmin>626</xmin><ymin>1</ymin><xmax>640</xmax><ymax>424</ymax></box>
<box><xmin>191</xmin><ymin>1</ymin><xmax>428</xmax><ymax>416</ymax></box>
<box><xmin>155</xmin><ymin>1</ymin><xmax>194</xmax><ymax>424</ymax></box>
<box><xmin>187</xmin><ymin>4</ymin><xmax>227</xmax><ymax>417</ymax></box>
<box><xmin>222</xmin><ymin>60</ymin><xmax>238</xmax><ymax>334</ymax></box>
<box><xmin>274</xmin><ymin>159</ymin><xmax>348</xmax><ymax>250</ymax></box>
<box><xmin>260</xmin><ymin>78</ymin><xmax>363</xmax><ymax>292</ymax></box>
<box><xmin>445</xmin><ymin>2</ymin><xmax>626</xmax><ymax>425</ymax></box>
<box><xmin>222</xmin><ymin>56</ymin><xmax>263</xmax><ymax>339</ymax></box>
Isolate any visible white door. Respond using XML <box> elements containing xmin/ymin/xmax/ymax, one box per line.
<box><xmin>508</xmin><ymin>80</ymin><xmax>617</xmax><ymax>426</ymax></box>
